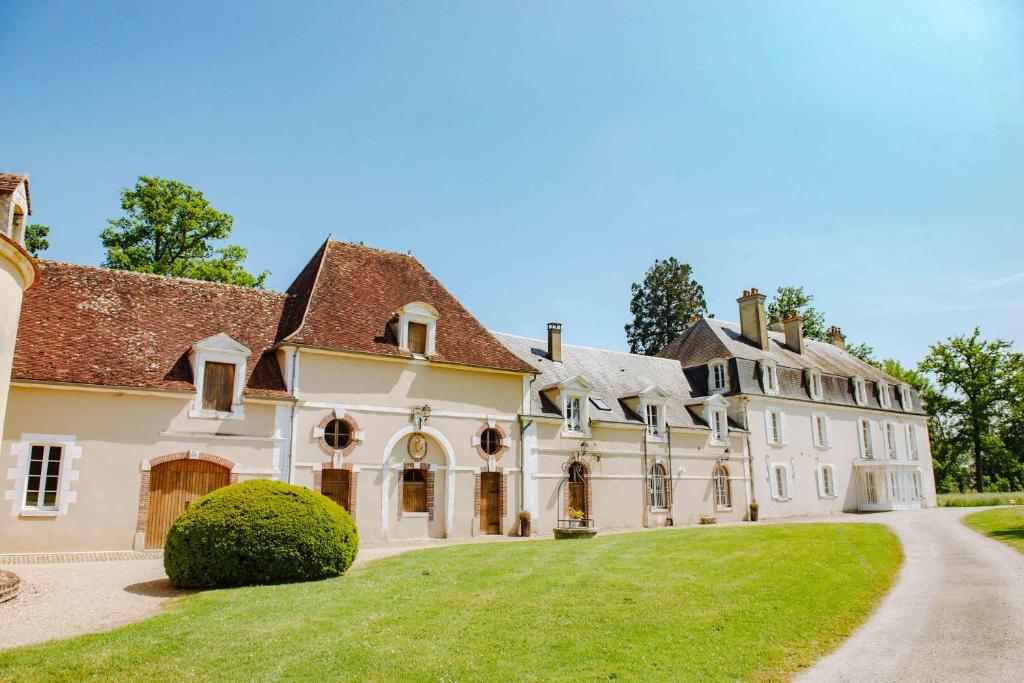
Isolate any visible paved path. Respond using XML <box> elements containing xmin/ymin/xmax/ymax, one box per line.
<box><xmin>797</xmin><ymin>507</ymin><xmax>1024</xmax><ymax>682</ymax></box>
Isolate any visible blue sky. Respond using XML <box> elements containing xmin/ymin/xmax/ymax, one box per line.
<box><xmin>3</xmin><ymin>1</ymin><xmax>1022</xmax><ymax>365</ymax></box>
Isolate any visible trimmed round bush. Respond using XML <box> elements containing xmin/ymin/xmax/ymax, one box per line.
<box><xmin>164</xmin><ymin>479</ymin><xmax>358</xmax><ymax>588</ymax></box>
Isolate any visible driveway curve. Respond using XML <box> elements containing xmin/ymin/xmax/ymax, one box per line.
<box><xmin>798</xmin><ymin>507</ymin><xmax>1024</xmax><ymax>682</ymax></box>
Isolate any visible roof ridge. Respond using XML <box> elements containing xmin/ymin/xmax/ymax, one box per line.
<box><xmin>491</xmin><ymin>331</ymin><xmax>680</xmax><ymax>362</ymax></box>
<box><xmin>38</xmin><ymin>260</ymin><xmax>286</xmax><ymax>297</ymax></box>
<box><xmin>327</xmin><ymin>238</ymin><xmax>417</xmax><ymax>259</ymax></box>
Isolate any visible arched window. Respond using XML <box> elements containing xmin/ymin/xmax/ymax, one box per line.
<box><xmin>403</xmin><ymin>468</ymin><xmax>427</xmax><ymax>513</ymax></box>
<box><xmin>567</xmin><ymin>461</ymin><xmax>588</xmax><ymax>517</ymax></box>
<box><xmin>649</xmin><ymin>463</ymin><xmax>667</xmax><ymax>508</ymax></box>
<box><xmin>713</xmin><ymin>464</ymin><xmax>732</xmax><ymax>510</ymax></box>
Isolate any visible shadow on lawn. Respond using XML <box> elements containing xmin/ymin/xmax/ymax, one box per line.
<box><xmin>123</xmin><ymin>578</ymin><xmax>192</xmax><ymax>598</ymax></box>
<box><xmin>989</xmin><ymin>527</ymin><xmax>1024</xmax><ymax>543</ymax></box>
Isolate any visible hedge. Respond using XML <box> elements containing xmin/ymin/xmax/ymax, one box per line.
<box><xmin>164</xmin><ymin>479</ymin><xmax>358</xmax><ymax>588</ymax></box>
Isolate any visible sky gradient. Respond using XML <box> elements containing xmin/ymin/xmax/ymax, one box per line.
<box><xmin>3</xmin><ymin>1</ymin><xmax>1022</xmax><ymax>366</ymax></box>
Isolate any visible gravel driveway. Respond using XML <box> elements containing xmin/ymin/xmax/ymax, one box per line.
<box><xmin>797</xmin><ymin>507</ymin><xmax>1024</xmax><ymax>682</ymax></box>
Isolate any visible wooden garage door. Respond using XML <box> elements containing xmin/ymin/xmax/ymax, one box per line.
<box><xmin>145</xmin><ymin>459</ymin><xmax>230</xmax><ymax>549</ymax></box>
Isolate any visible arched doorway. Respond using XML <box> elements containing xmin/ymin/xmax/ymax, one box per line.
<box><xmin>143</xmin><ymin>458</ymin><xmax>231</xmax><ymax>549</ymax></box>
<box><xmin>380</xmin><ymin>426</ymin><xmax>455</xmax><ymax>541</ymax></box>
<box><xmin>567</xmin><ymin>461</ymin><xmax>589</xmax><ymax>519</ymax></box>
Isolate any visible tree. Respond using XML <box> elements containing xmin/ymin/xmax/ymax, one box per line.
<box><xmin>625</xmin><ymin>257</ymin><xmax>707</xmax><ymax>355</ymax></box>
<box><xmin>767</xmin><ymin>286</ymin><xmax>828</xmax><ymax>341</ymax></box>
<box><xmin>24</xmin><ymin>224</ymin><xmax>50</xmax><ymax>256</ymax></box>
<box><xmin>100</xmin><ymin>176</ymin><xmax>268</xmax><ymax>287</ymax></box>
<box><xmin>846</xmin><ymin>341</ymin><xmax>878</xmax><ymax>366</ymax></box>
<box><xmin>919</xmin><ymin>328</ymin><xmax>1024</xmax><ymax>492</ymax></box>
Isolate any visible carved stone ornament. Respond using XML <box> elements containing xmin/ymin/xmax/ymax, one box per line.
<box><xmin>407</xmin><ymin>433</ymin><xmax>429</xmax><ymax>462</ymax></box>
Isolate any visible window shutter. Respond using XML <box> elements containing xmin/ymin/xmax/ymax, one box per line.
<box><xmin>313</xmin><ymin>426</ymin><xmax>325</xmax><ymax>438</ymax></box>
<box><xmin>825</xmin><ymin>416</ymin><xmax>833</xmax><ymax>447</ymax></box>
<box><xmin>811</xmin><ymin>415</ymin><xmax>820</xmax><ymax>446</ymax></box>
<box><xmin>764</xmin><ymin>410</ymin><xmax>773</xmax><ymax>444</ymax></box>
<box><xmin>816</xmin><ymin>465</ymin><xmax>825</xmax><ymax>498</ymax></box>
<box><xmin>407</xmin><ymin>322</ymin><xmax>428</xmax><ymax>354</ymax></box>
<box><xmin>202</xmin><ymin>361</ymin><xmax>236</xmax><ymax>412</ymax></box>
<box><xmin>770</xmin><ymin>466</ymin><xmax>780</xmax><ymax>500</ymax></box>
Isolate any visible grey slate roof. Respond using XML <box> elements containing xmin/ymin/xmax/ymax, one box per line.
<box><xmin>660</xmin><ymin>318</ymin><xmax>926</xmax><ymax>414</ymax></box>
<box><xmin>492</xmin><ymin>332</ymin><xmax>703</xmax><ymax>430</ymax></box>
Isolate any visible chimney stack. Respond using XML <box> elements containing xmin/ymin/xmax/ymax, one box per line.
<box><xmin>547</xmin><ymin>322</ymin><xmax>562</xmax><ymax>362</ymax></box>
<box><xmin>828</xmin><ymin>326</ymin><xmax>846</xmax><ymax>351</ymax></box>
<box><xmin>736</xmin><ymin>288</ymin><xmax>770</xmax><ymax>351</ymax></box>
<box><xmin>782</xmin><ymin>311</ymin><xmax>804</xmax><ymax>354</ymax></box>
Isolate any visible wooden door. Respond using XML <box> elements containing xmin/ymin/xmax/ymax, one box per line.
<box><xmin>145</xmin><ymin>459</ymin><xmax>230</xmax><ymax>549</ymax></box>
<box><xmin>322</xmin><ymin>469</ymin><xmax>351</xmax><ymax>512</ymax></box>
<box><xmin>479</xmin><ymin>472</ymin><xmax>501</xmax><ymax>534</ymax></box>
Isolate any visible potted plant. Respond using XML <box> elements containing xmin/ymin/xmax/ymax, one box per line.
<box><xmin>749</xmin><ymin>502</ymin><xmax>759</xmax><ymax>522</ymax></box>
<box><xmin>518</xmin><ymin>510</ymin><xmax>531</xmax><ymax>537</ymax></box>
<box><xmin>568</xmin><ymin>508</ymin><xmax>584</xmax><ymax>528</ymax></box>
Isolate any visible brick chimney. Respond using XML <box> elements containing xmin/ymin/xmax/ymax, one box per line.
<box><xmin>783</xmin><ymin>312</ymin><xmax>804</xmax><ymax>354</ymax></box>
<box><xmin>736</xmin><ymin>288</ymin><xmax>770</xmax><ymax>351</ymax></box>
<box><xmin>547</xmin><ymin>322</ymin><xmax>562</xmax><ymax>362</ymax></box>
<box><xmin>828</xmin><ymin>326</ymin><xmax>846</xmax><ymax>351</ymax></box>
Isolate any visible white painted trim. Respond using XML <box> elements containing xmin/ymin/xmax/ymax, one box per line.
<box><xmin>158</xmin><ymin>430</ymin><xmax>285</xmax><ymax>443</ymax></box>
<box><xmin>301</xmin><ymin>401</ymin><xmax>518</xmax><ymax>423</ymax></box>
<box><xmin>5</xmin><ymin>434</ymin><xmax>83</xmax><ymax>516</ymax></box>
<box><xmin>379</xmin><ymin>425</ymin><xmax>456</xmax><ymax>540</ymax></box>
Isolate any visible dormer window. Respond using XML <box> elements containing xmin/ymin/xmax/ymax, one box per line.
<box><xmin>878</xmin><ymin>382</ymin><xmax>892</xmax><ymax>409</ymax></box>
<box><xmin>189</xmin><ymin>333</ymin><xmax>250</xmax><ymax>420</ymax></box>
<box><xmin>805</xmin><ymin>369</ymin><xmax>823</xmax><ymax>401</ymax></box>
<box><xmin>632</xmin><ymin>386</ymin><xmax>669</xmax><ymax>439</ymax></box>
<box><xmin>395</xmin><ymin>301</ymin><xmax>439</xmax><ymax>358</ymax></box>
<box><xmin>709</xmin><ymin>360</ymin><xmax>729</xmax><ymax>394</ymax></box>
<box><xmin>760</xmin><ymin>360</ymin><xmax>779</xmax><ymax>396</ymax></box>
<box><xmin>852</xmin><ymin>376</ymin><xmax>867</xmax><ymax>406</ymax></box>
<box><xmin>645</xmin><ymin>404</ymin><xmax>660</xmax><ymax>436</ymax></box>
<box><xmin>899</xmin><ymin>384</ymin><xmax>913</xmax><ymax>411</ymax></box>
<box><xmin>565</xmin><ymin>395</ymin><xmax>583</xmax><ymax>432</ymax></box>
<box><xmin>699</xmin><ymin>395</ymin><xmax>730</xmax><ymax>446</ymax></box>
<box><xmin>711</xmin><ymin>409</ymin><xmax>727</xmax><ymax>443</ymax></box>
<box><xmin>547</xmin><ymin>376</ymin><xmax>592</xmax><ymax>436</ymax></box>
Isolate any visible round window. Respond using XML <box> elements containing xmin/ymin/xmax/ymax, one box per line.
<box><xmin>480</xmin><ymin>428</ymin><xmax>502</xmax><ymax>456</ymax></box>
<box><xmin>324</xmin><ymin>419</ymin><xmax>352</xmax><ymax>450</ymax></box>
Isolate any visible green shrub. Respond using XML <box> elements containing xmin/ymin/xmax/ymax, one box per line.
<box><xmin>164</xmin><ymin>479</ymin><xmax>358</xmax><ymax>588</ymax></box>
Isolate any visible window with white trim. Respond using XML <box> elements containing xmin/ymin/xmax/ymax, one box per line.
<box><xmin>644</xmin><ymin>403</ymin><xmax>663</xmax><ymax>436</ymax></box>
<box><xmin>189</xmin><ymin>333</ymin><xmax>249</xmax><ymax>419</ymax></box>
<box><xmin>765</xmin><ymin>408</ymin><xmax>785</xmax><ymax>445</ymax></box>
<box><xmin>713</xmin><ymin>464</ymin><xmax>732</xmax><ymax>510</ymax></box>
<box><xmin>913</xmin><ymin>470</ymin><xmax>923</xmax><ymax>499</ymax></box>
<box><xmin>858</xmin><ymin>418</ymin><xmax>874</xmax><ymax>458</ymax></box>
<box><xmin>818</xmin><ymin>464</ymin><xmax>836</xmax><ymax>498</ymax></box>
<box><xmin>812</xmin><ymin>413</ymin><xmax>831</xmax><ymax>449</ymax></box>
<box><xmin>649</xmin><ymin>463</ymin><xmax>667</xmax><ymax>509</ymax></box>
<box><xmin>395</xmin><ymin>301</ymin><xmax>439</xmax><ymax>358</ymax></box>
<box><xmin>565</xmin><ymin>395</ymin><xmax>583</xmax><ymax>433</ymax></box>
<box><xmin>852</xmin><ymin>376</ymin><xmax>867</xmax><ymax>406</ymax></box>
<box><xmin>709</xmin><ymin>360</ymin><xmax>729</xmax><ymax>393</ymax></box>
<box><xmin>899</xmin><ymin>384</ymin><xmax>913</xmax><ymax>411</ymax></box>
<box><xmin>771</xmin><ymin>463</ymin><xmax>791</xmax><ymax>500</ymax></box>
<box><xmin>906</xmin><ymin>424</ymin><xmax>919</xmax><ymax>460</ymax></box>
<box><xmin>710</xmin><ymin>409</ymin><xmax>728</xmax><ymax>444</ymax></box>
<box><xmin>761</xmin><ymin>360</ymin><xmax>779</xmax><ymax>395</ymax></box>
<box><xmin>884</xmin><ymin>422</ymin><xmax>898</xmax><ymax>459</ymax></box>
<box><xmin>878</xmin><ymin>382</ymin><xmax>892</xmax><ymax>409</ymax></box>
<box><xmin>806</xmin><ymin>369</ymin><xmax>824</xmax><ymax>401</ymax></box>
<box><xmin>863</xmin><ymin>471</ymin><xmax>878</xmax><ymax>504</ymax></box>
<box><xmin>23</xmin><ymin>444</ymin><xmax>63</xmax><ymax>511</ymax></box>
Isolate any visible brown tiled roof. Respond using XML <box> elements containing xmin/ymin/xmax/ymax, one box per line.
<box><xmin>0</xmin><ymin>173</ymin><xmax>30</xmax><ymax>214</ymax></box>
<box><xmin>12</xmin><ymin>262</ymin><xmax>290</xmax><ymax>398</ymax></box>
<box><xmin>281</xmin><ymin>240</ymin><xmax>535</xmax><ymax>374</ymax></box>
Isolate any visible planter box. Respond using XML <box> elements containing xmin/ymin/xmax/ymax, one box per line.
<box><xmin>553</xmin><ymin>527</ymin><xmax>598</xmax><ymax>540</ymax></box>
<box><xmin>699</xmin><ymin>515</ymin><xmax>717</xmax><ymax>525</ymax></box>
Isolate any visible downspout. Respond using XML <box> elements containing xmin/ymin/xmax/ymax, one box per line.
<box><xmin>285</xmin><ymin>347</ymin><xmax>301</xmax><ymax>484</ymax></box>
<box><xmin>641</xmin><ymin>424</ymin><xmax>649</xmax><ymax>526</ymax></box>
<box><xmin>519</xmin><ymin>372</ymin><xmax>538</xmax><ymax>530</ymax></box>
<box><xmin>666</xmin><ymin>424</ymin><xmax>674</xmax><ymax>525</ymax></box>
<box><xmin>740</xmin><ymin>396</ymin><xmax>758</xmax><ymax>517</ymax></box>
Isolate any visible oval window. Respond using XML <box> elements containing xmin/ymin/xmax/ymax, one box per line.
<box><xmin>480</xmin><ymin>428</ymin><xmax>502</xmax><ymax>456</ymax></box>
<box><xmin>324</xmin><ymin>419</ymin><xmax>352</xmax><ymax>450</ymax></box>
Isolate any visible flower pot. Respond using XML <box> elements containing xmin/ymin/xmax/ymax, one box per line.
<box><xmin>749</xmin><ymin>505</ymin><xmax>759</xmax><ymax>522</ymax></box>
<box><xmin>520</xmin><ymin>520</ymin><xmax>531</xmax><ymax>537</ymax></box>
<box><xmin>569</xmin><ymin>519</ymin><xmax>579</xmax><ymax>528</ymax></box>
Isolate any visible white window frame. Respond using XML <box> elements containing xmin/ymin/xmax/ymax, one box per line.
<box><xmin>852</xmin><ymin>376</ymin><xmax>867</xmax><ymax>406</ymax></box>
<box><xmin>884</xmin><ymin>422</ymin><xmax>899</xmax><ymax>459</ymax></box>
<box><xmin>5</xmin><ymin>434</ymin><xmax>83</xmax><ymax>517</ymax></box>
<box><xmin>770</xmin><ymin>463</ymin><xmax>793</xmax><ymax>501</ymax></box>
<box><xmin>699</xmin><ymin>394</ymin><xmax>730</xmax><ymax>446</ymax></box>
<box><xmin>764</xmin><ymin>407</ymin><xmax>786</xmax><ymax>446</ymax></box>
<box><xmin>564</xmin><ymin>394</ymin><xmax>583</xmax><ymax>434</ymax></box>
<box><xmin>806</xmin><ymin>369</ymin><xmax>824</xmax><ymax>401</ymax></box>
<box><xmin>878</xmin><ymin>382</ymin><xmax>892</xmax><ymax>409</ymax></box>
<box><xmin>713</xmin><ymin>464</ymin><xmax>732</xmax><ymax>511</ymax></box>
<box><xmin>817</xmin><ymin>463</ymin><xmax>837</xmax><ymax>498</ymax></box>
<box><xmin>857</xmin><ymin>418</ymin><xmax>874</xmax><ymax>459</ymax></box>
<box><xmin>709</xmin><ymin>359</ymin><xmax>729</xmax><ymax>394</ymax></box>
<box><xmin>635</xmin><ymin>387</ymin><xmax>668</xmax><ymax>439</ymax></box>
<box><xmin>189</xmin><ymin>333</ymin><xmax>250</xmax><ymax>420</ymax></box>
<box><xmin>648</xmin><ymin>463</ymin><xmax>667</xmax><ymax>509</ymax></box>
<box><xmin>395</xmin><ymin>301</ymin><xmax>440</xmax><ymax>358</ymax></box>
<box><xmin>899</xmin><ymin>384</ymin><xmax>913</xmax><ymax>411</ymax></box>
<box><xmin>906</xmin><ymin>424</ymin><xmax>919</xmax><ymax>460</ymax></box>
<box><xmin>761</xmin><ymin>360</ymin><xmax>779</xmax><ymax>396</ymax></box>
<box><xmin>811</xmin><ymin>413</ymin><xmax>832</xmax><ymax>449</ymax></box>
<box><xmin>644</xmin><ymin>403</ymin><xmax>662</xmax><ymax>437</ymax></box>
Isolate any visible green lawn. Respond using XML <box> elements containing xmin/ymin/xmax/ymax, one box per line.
<box><xmin>963</xmin><ymin>507</ymin><xmax>1024</xmax><ymax>554</ymax></box>
<box><xmin>938</xmin><ymin>491</ymin><xmax>1024</xmax><ymax>507</ymax></box>
<box><xmin>0</xmin><ymin>524</ymin><xmax>901</xmax><ymax>682</ymax></box>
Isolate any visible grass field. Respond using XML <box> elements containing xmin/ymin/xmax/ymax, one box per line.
<box><xmin>0</xmin><ymin>524</ymin><xmax>902</xmax><ymax>682</ymax></box>
<box><xmin>938</xmin><ymin>491</ymin><xmax>1024</xmax><ymax>507</ymax></box>
<box><xmin>962</xmin><ymin>507</ymin><xmax>1024</xmax><ymax>554</ymax></box>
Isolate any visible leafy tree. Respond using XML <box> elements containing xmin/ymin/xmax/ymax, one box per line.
<box><xmin>919</xmin><ymin>328</ymin><xmax>1024</xmax><ymax>492</ymax></box>
<box><xmin>845</xmin><ymin>341</ymin><xmax>878</xmax><ymax>365</ymax></box>
<box><xmin>625</xmin><ymin>257</ymin><xmax>707</xmax><ymax>355</ymax></box>
<box><xmin>24</xmin><ymin>224</ymin><xmax>50</xmax><ymax>256</ymax></box>
<box><xmin>100</xmin><ymin>176</ymin><xmax>268</xmax><ymax>288</ymax></box>
<box><xmin>767</xmin><ymin>286</ymin><xmax>828</xmax><ymax>341</ymax></box>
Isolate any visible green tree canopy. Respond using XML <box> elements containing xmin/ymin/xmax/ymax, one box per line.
<box><xmin>100</xmin><ymin>176</ymin><xmax>269</xmax><ymax>288</ymax></box>
<box><xmin>919</xmin><ymin>328</ymin><xmax>1024</xmax><ymax>492</ymax></box>
<box><xmin>625</xmin><ymin>257</ymin><xmax>707</xmax><ymax>355</ymax></box>
<box><xmin>24</xmin><ymin>223</ymin><xmax>50</xmax><ymax>256</ymax></box>
<box><xmin>767</xmin><ymin>286</ymin><xmax>828</xmax><ymax>341</ymax></box>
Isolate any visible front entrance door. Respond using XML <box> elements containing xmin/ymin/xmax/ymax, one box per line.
<box><xmin>479</xmin><ymin>472</ymin><xmax>501</xmax><ymax>534</ymax></box>
<box><xmin>145</xmin><ymin>459</ymin><xmax>230</xmax><ymax>549</ymax></box>
<box><xmin>322</xmin><ymin>469</ymin><xmax>351</xmax><ymax>512</ymax></box>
